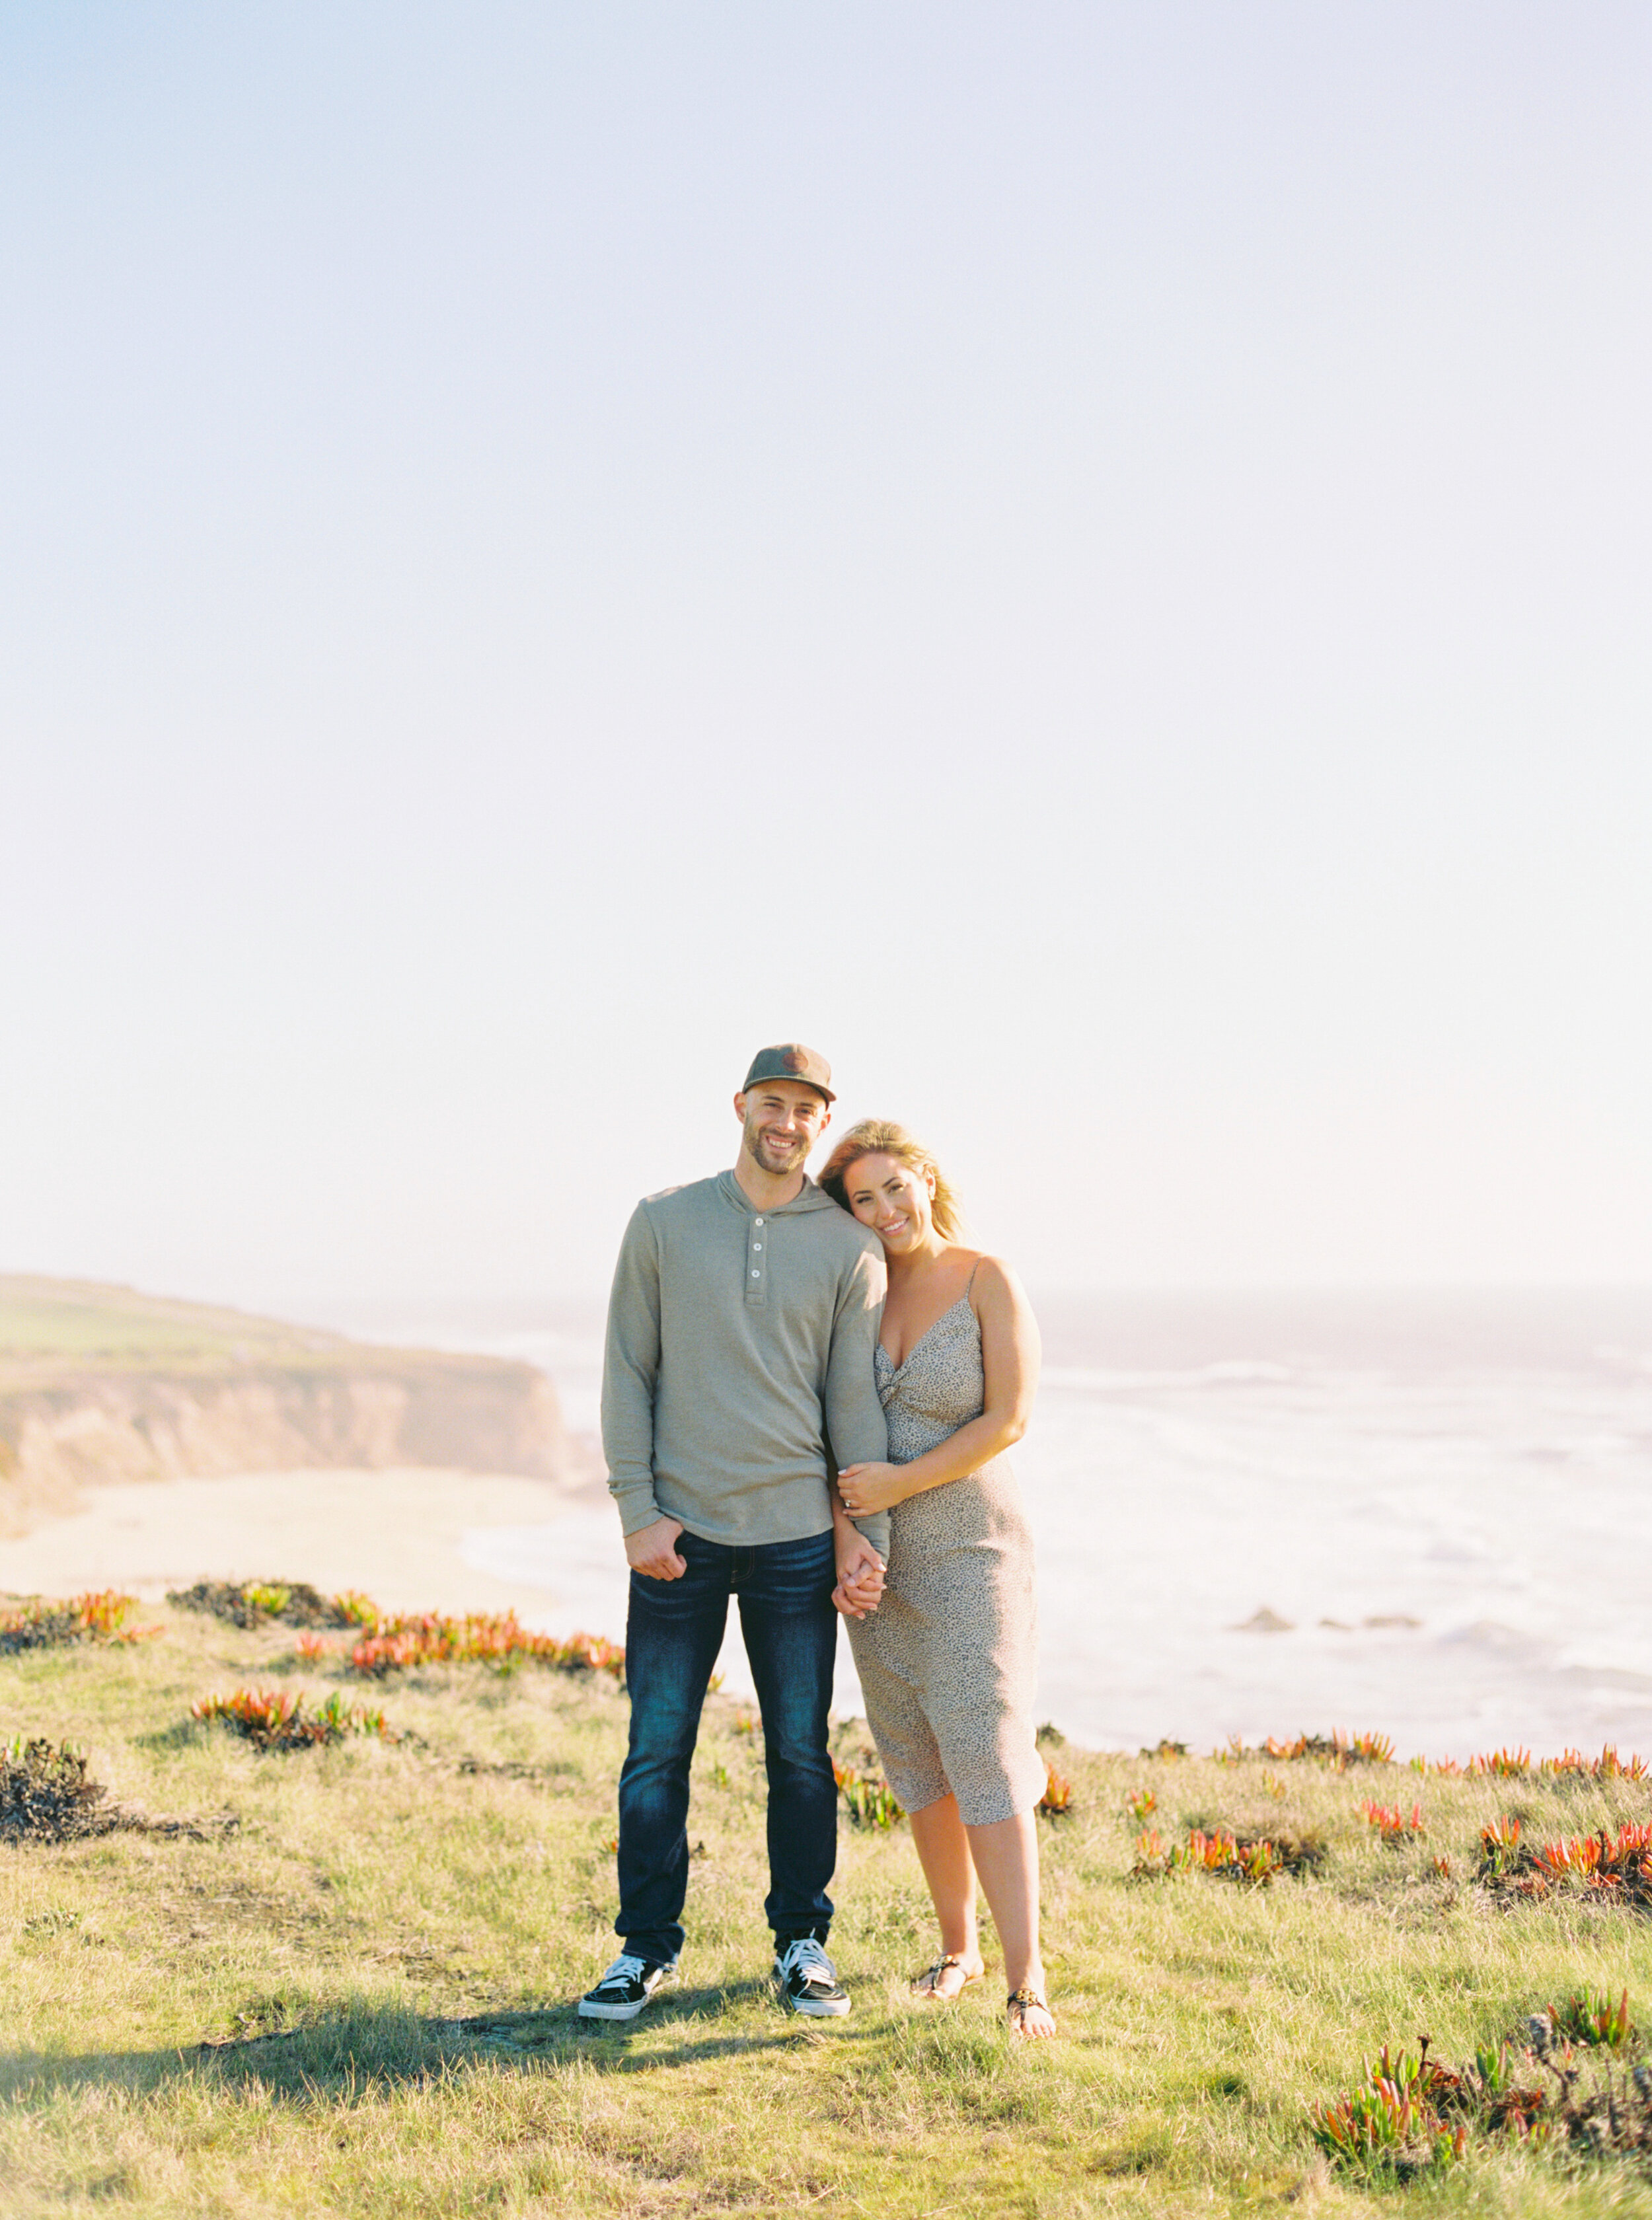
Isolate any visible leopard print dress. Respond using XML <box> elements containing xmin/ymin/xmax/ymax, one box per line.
<box><xmin>845</xmin><ymin>1286</ymin><xmax>1045</xmax><ymax>1826</ymax></box>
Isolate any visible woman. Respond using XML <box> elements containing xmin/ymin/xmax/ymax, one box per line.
<box><xmin>819</xmin><ymin>1120</ymin><xmax>1053</xmax><ymax>2040</ymax></box>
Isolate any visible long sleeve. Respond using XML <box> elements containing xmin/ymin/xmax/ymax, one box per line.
<box><xmin>601</xmin><ymin>1202</ymin><xmax>664</xmax><ymax>1536</ymax></box>
<box><xmin>824</xmin><ymin>1243</ymin><xmax>891</xmax><ymax>1557</ymax></box>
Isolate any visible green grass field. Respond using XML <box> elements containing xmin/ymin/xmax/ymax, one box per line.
<box><xmin>0</xmin><ymin>1277</ymin><xmax>349</xmax><ymax>1384</ymax></box>
<box><xmin>7</xmin><ymin>1604</ymin><xmax>1652</xmax><ymax>2217</ymax></box>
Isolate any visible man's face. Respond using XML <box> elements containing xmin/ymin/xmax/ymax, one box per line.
<box><xmin>734</xmin><ymin>1080</ymin><xmax>831</xmax><ymax>1178</ymax></box>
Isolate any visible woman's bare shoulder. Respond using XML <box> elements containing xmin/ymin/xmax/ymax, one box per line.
<box><xmin>967</xmin><ymin>1253</ymin><xmax>1029</xmax><ymax>1307</ymax></box>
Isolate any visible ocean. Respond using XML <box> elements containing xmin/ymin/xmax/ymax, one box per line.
<box><xmin>332</xmin><ymin>1288</ymin><xmax>1652</xmax><ymax>1764</ymax></box>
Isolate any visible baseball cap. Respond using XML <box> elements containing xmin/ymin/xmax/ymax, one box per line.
<box><xmin>741</xmin><ymin>1043</ymin><xmax>835</xmax><ymax>1104</ymax></box>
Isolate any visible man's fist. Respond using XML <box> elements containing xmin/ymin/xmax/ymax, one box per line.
<box><xmin>625</xmin><ymin>1514</ymin><xmax>687</xmax><ymax>1580</ymax></box>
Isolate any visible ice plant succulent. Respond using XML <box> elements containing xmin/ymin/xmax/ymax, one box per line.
<box><xmin>1538</xmin><ymin>1744</ymin><xmax>1650</xmax><ymax>1782</ymax></box>
<box><xmin>1595</xmin><ymin>1745</ymin><xmax>1650</xmax><ymax>1781</ymax></box>
<box><xmin>1158</xmin><ymin>1828</ymin><xmax>1287</xmax><ymax>1885</ymax></box>
<box><xmin>168</xmin><ymin>1580</ymin><xmax>373</xmax><ymax>1631</ymax></box>
<box><xmin>192</xmin><ymin>1687</ymin><xmax>395</xmax><ymax>1750</ymax></box>
<box><xmin>830</xmin><ymin>1758</ymin><xmax>903</xmax><ymax>1830</ymax></box>
<box><xmin>1310</xmin><ymin>2040</ymin><xmax>1466</xmax><ymax>2180</ymax></box>
<box><xmin>1361</xmin><ymin>1800</ymin><xmax>1425</xmax><ymax>1843</ymax></box>
<box><xmin>1250</xmin><ymin>1730</ymin><xmax>1394</xmax><ymax>1771</ymax></box>
<box><xmin>348</xmin><ymin>1611</ymin><xmax>624</xmax><ymax>1681</ymax></box>
<box><xmin>0</xmin><ymin>1591</ymin><xmax>158</xmax><ymax>1654</ymax></box>
<box><xmin>1471</xmin><ymin>1746</ymin><xmax>1532</xmax><ymax>1779</ymax></box>
<box><xmin>1312</xmin><ymin>1996</ymin><xmax>1652</xmax><ymax>2178</ymax></box>
<box><xmin>1477</xmin><ymin>1814</ymin><xmax>1531</xmax><ymax>1884</ymax></box>
<box><xmin>1037</xmin><ymin>1765</ymin><xmax>1074</xmax><ymax>1818</ymax></box>
<box><xmin>1549</xmin><ymin>1988</ymin><xmax>1635</xmax><ymax>2050</ymax></box>
<box><xmin>1534</xmin><ymin>1822</ymin><xmax>1652</xmax><ymax>1902</ymax></box>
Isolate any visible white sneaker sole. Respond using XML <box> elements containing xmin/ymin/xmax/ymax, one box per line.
<box><xmin>778</xmin><ymin>1983</ymin><xmax>852</xmax><ymax>2017</ymax></box>
<box><xmin>578</xmin><ymin>1968</ymin><xmax>675</xmax><ymax>2020</ymax></box>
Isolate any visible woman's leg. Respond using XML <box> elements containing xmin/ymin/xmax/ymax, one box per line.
<box><xmin>907</xmin><ymin>1794</ymin><xmax>985</xmax><ymax>1995</ymax></box>
<box><xmin>964</xmin><ymin>1809</ymin><xmax>1055</xmax><ymax>2037</ymax></box>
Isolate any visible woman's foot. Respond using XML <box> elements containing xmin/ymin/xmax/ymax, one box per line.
<box><xmin>911</xmin><ymin>1950</ymin><xmax>985</xmax><ymax>2001</ymax></box>
<box><xmin>1006</xmin><ymin>1985</ymin><xmax>1056</xmax><ymax>2040</ymax></box>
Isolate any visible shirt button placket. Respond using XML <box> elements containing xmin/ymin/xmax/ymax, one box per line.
<box><xmin>747</xmin><ymin>1215</ymin><xmax>767</xmax><ymax>1308</ymax></box>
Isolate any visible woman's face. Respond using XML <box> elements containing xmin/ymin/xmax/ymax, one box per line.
<box><xmin>843</xmin><ymin>1151</ymin><xmax>936</xmax><ymax>1255</ymax></box>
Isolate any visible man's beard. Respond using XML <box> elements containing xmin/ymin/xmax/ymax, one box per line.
<box><xmin>745</xmin><ymin>1123</ymin><xmax>807</xmax><ymax>1171</ymax></box>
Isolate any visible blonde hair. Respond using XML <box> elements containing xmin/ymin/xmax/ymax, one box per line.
<box><xmin>817</xmin><ymin>1120</ymin><xmax>965</xmax><ymax>1240</ymax></box>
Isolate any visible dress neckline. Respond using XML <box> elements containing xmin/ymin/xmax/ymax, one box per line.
<box><xmin>876</xmin><ymin>1290</ymin><xmax>975</xmax><ymax>1376</ymax></box>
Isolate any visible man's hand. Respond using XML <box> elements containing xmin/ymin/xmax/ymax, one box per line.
<box><xmin>837</xmin><ymin>1461</ymin><xmax>903</xmax><ymax>1518</ymax></box>
<box><xmin>624</xmin><ymin>1514</ymin><xmax>687</xmax><ymax>1580</ymax></box>
<box><xmin>833</xmin><ymin>1530</ymin><xmax>885</xmax><ymax>1620</ymax></box>
<box><xmin>833</xmin><ymin>1567</ymin><xmax>883</xmax><ymax>1619</ymax></box>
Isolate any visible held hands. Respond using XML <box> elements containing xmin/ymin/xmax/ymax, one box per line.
<box><xmin>624</xmin><ymin>1514</ymin><xmax>687</xmax><ymax>1580</ymax></box>
<box><xmin>837</xmin><ymin>1461</ymin><xmax>903</xmax><ymax>1518</ymax></box>
<box><xmin>833</xmin><ymin>1529</ymin><xmax>885</xmax><ymax>1621</ymax></box>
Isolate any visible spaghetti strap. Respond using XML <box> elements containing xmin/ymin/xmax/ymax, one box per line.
<box><xmin>964</xmin><ymin>1256</ymin><xmax>981</xmax><ymax>1300</ymax></box>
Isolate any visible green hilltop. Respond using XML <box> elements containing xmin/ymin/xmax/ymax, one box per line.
<box><xmin>0</xmin><ymin>1276</ymin><xmax>574</xmax><ymax>1514</ymax></box>
<box><xmin>0</xmin><ymin>1275</ymin><xmax>365</xmax><ymax>1386</ymax></box>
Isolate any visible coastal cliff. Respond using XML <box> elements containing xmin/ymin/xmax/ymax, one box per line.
<box><xmin>0</xmin><ymin>1276</ymin><xmax>577</xmax><ymax>1535</ymax></box>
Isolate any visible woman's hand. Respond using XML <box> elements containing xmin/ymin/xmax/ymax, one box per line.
<box><xmin>837</xmin><ymin>1461</ymin><xmax>903</xmax><ymax>1517</ymax></box>
<box><xmin>833</xmin><ymin>1528</ymin><xmax>885</xmax><ymax>1619</ymax></box>
<box><xmin>833</xmin><ymin>1565</ymin><xmax>883</xmax><ymax>1619</ymax></box>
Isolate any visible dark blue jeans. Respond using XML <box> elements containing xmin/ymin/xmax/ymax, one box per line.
<box><xmin>616</xmin><ymin>1526</ymin><xmax>838</xmax><ymax>1964</ymax></box>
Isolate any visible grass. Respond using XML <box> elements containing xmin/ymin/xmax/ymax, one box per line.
<box><xmin>0</xmin><ymin>1278</ymin><xmax>349</xmax><ymax>1381</ymax></box>
<box><xmin>9</xmin><ymin>1613</ymin><xmax>1652</xmax><ymax>2217</ymax></box>
<box><xmin>0</xmin><ymin>1275</ymin><xmax>537</xmax><ymax>1393</ymax></box>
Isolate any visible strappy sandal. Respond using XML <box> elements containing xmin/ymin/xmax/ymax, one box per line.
<box><xmin>1006</xmin><ymin>1986</ymin><xmax>1055</xmax><ymax>2038</ymax></box>
<box><xmin>911</xmin><ymin>1952</ymin><xmax>982</xmax><ymax>2002</ymax></box>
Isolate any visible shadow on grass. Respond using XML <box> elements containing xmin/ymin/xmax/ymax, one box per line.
<box><xmin>0</xmin><ymin>1985</ymin><xmax>891</xmax><ymax>2106</ymax></box>
<box><xmin>130</xmin><ymin>1720</ymin><xmax>207</xmax><ymax>1753</ymax></box>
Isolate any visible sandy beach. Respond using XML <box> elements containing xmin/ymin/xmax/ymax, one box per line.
<box><xmin>0</xmin><ymin>1466</ymin><xmax>605</xmax><ymax>1627</ymax></box>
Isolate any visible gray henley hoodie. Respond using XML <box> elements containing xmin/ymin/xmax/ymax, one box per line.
<box><xmin>601</xmin><ymin>1169</ymin><xmax>890</xmax><ymax>1555</ymax></box>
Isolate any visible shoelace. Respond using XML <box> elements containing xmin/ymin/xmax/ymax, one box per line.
<box><xmin>600</xmin><ymin>1954</ymin><xmax>650</xmax><ymax>1986</ymax></box>
<box><xmin>782</xmin><ymin>1938</ymin><xmax>834</xmax><ymax>1983</ymax></box>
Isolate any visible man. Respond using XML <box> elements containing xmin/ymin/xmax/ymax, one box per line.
<box><xmin>580</xmin><ymin>1043</ymin><xmax>889</xmax><ymax>2023</ymax></box>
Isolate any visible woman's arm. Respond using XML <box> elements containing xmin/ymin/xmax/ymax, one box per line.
<box><xmin>837</xmin><ymin>1257</ymin><xmax>1040</xmax><ymax>1516</ymax></box>
<box><xmin>830</xmin><ymin>1477</ymin><xmax>885</xmax><ymax>1616</ymax></box>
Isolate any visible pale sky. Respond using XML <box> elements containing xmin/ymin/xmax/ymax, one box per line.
<box><xmin>3</xmin><ymin>3</ymin><xmax>1648</xmax><ymax>1306</ymax></box>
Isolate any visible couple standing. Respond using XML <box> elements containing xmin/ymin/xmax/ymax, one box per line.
<box><xmin>580</xmin><ymin>1043</ymin><xmax>1054</xmax><ymax>2039</ymax></box>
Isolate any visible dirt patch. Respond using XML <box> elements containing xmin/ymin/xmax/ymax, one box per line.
<box><xmin>1</xmin><ymin>1736</ymin><xmax>237</xmax><ymax>1845</ymax></box>
<box><xmin>1</xmin><ymin>1738</ymin><xmax>114</xmax><ymax>1841</ymax></box>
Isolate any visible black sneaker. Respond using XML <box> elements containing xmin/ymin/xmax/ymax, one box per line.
<box><xmin>578</xmin><ymin>1952</ymin><xmax>676</xmax><ymax>2021</ymax></box>
<box><xmin>774</xmin><ymin>1936</ymin><xmax>851</xmax><ymax>2017</ymax></box>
